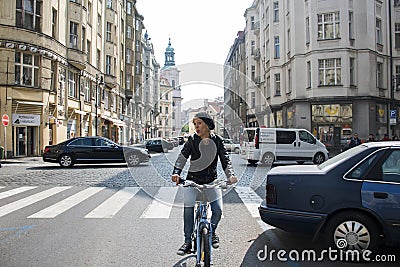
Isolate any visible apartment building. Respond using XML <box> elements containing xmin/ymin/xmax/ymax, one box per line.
<box><xmin>225</xmin><ymin>0</ymin><xmax>400</xmax><ymax>153</ymax></box>
<box><xmin>0</xmin><ymin>0</ymin><xmax>153</xmax><ymax>158</ymax></box>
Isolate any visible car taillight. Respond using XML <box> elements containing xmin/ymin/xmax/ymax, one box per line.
<box><xmin>44</xmin><ymin>147</ymin><xmax>50</xmax><ymax>153</ymax></box>
<box><xmin>266</xmin><ymin>184</ymin><xmax>277</xmax><ymax>205</ymax></box>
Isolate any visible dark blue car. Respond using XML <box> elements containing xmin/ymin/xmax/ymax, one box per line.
<box><xmin>259</xmin><ymin>142</ymin><xmax>400</xmax><ymax>253</ymax></box>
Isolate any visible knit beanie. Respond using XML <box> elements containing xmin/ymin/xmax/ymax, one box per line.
<box><xmin>194</xmin><ymin>112</ymin><xmax>215</xmax><ymax>130</ymax></box>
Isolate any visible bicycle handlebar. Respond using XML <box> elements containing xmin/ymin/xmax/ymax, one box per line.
<box><xmin>179</xmin><ymin>179</ymin><xmax>233</xmax><ymax>190</ymax></box>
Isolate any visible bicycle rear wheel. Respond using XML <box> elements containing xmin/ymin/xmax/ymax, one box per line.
<box><xmin>199</xmin><ymin>225</ymin><xmax>211</xmax><ymax>267</ymax></box>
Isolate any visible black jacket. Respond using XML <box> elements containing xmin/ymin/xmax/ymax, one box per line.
<box><xmin>172</xmin><ymin>134</ymin><xmax>235</xmax><ymax>184</ymax></box>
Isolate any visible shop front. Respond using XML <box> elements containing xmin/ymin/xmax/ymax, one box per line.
<box><xmin>12</xmin><ymin>114</ymin><xmax>41</xmax><ymax>157</ymax></box>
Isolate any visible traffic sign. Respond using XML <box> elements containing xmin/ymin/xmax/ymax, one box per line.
<box><xmin>2</xmin><ymin>114</ymin><xmax>9</xmax><ymax>127</ymax></box>
<box><xmin>390</xmin><ymin>109</ymin><xmax>397</xmax><ymax>126</ymax></box>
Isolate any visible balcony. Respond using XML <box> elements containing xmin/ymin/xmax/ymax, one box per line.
<box><xmin>67</xmin><ymin>48</ymin><xmax>86</xmax><ymax>70</ymax></box>
<box><xmin>125</xmin><ymin>89</ymin><xmax>133</xmax><ymax>99</ymax></box>
<box><xmin>251</xmin><ymin>21</ymin><xmax>260</xmax><ymax>35</ymax></box>
<box><xmin>252</xmin><ymin>48</ymin><xmax>261</xmax><ymax>60</ymax></box>
<box><xmin>104</xmin><ymin>74</ymin><xmax>117</xmax><ymax>88</ymax></box>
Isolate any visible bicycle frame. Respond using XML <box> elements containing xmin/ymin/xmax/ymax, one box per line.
<box><xmin>182</xmin><ymin>180</ymin><xmax>229</xmax><ymax>266</ymax></box>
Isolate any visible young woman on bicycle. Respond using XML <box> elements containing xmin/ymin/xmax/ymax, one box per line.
<box><xmin>171</xmin><ymin>112</ymin><xmax>237</xmax><ymax>256</ymax></box>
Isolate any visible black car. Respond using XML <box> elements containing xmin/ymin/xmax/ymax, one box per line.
<box><xmin>43</xmin><ymin>136</ymin><xmax>150</xmax><ymax>167</ymax></box>
<box><xmin>259</xmin><ymin>142</ymin><xmax>400</xmax><ymax>253</ymax></box>
<box><xmin>145</xmin><ymin>138</ymin><xmax>174</xmax><ymax>152</ymax></box>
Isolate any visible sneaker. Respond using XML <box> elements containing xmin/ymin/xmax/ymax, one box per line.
<box><xmin>212</xmin><ymin>234</ymin><xmax>219</xmax><ymax>249</ymax></box>
<box><xmin>177</xmin><ymin>242</ymin><xmax>192</xmax><ymax>256</ymax></box>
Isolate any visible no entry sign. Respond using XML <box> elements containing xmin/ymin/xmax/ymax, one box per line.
<box><xmin>2</xmin><ymin>114</ymin><xmax>9</xmax><ymax>127</ymax></box>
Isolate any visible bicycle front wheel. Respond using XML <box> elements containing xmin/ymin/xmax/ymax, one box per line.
<box><xmin>199</xmin><ymin>225</ymin><xmax>211</xmax><ymax>267</ymax></box>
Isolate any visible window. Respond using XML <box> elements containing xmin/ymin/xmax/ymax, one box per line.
<box><xmin>273</xmin><ymin>1</ymin><xmax>279</xmax><ymax>22</ymax></box>
<box><xmin>349</xmin><ymin>11</ymin><xmax>354</xmax><ymax>39</ymax></box>
<box><xmin>307</xmin><ymin>61</ymin><xmax>311</xmax><ymax>88</ymax></box>
<box><xmin>350</xmin><ymin>58</ymin><xmax>355</xmax><ymax>86</ymax></box>
<box><xmin>317</xmin><ymin>12</ymin><xmax>340</xmax><ymax>40</ymax></box>
<box><xmin>395</xmin><ymin>0</ymin><xmax>400</xmax><ymax>7</ymax></box>
<box><xmin>266</xmin><ymin>76</ymin><xmax>271</xmax><ymax>98</ymax></box>
<box><xmin>299</xmin><ymin>130</ymin><xmax>315</xmax><ymax>144</ymax></box>
<box><xmin>87</xmin><ymin>1</ymin><xmax>92</xmax><ymax>24</ymax></box>
<box><xmin>251</xmin><ymin>92</ymin><xmax>255</xmax><ymax>108</ymax></box>
<box><xmin>274</xmin><ymin>73</ymin><xmax>281</xmax><ymax>96</ymax></box>
<box><xmin>14</xmin><ymin>52</ymin><xmax>39</xmax><ymax>87</ymax></box>
<box><xmin>396</xmin><ymin>65</ymin><xmax>400</xmax><ymax>90</ymax></box>
<box><xmin>69</xmin><ymin>22</ymin><xmax>78</xmax><ymax>49</ymax></box>
<box><xmin>277</xmin><ymin>131</ymin><xmax>296</xmax><ymax>144</ymax></box>
<box><xmin>306</xmin><ymin>17</ymin><xmax>310</xmax><ymax>44</ymax></box>
<box><xmin>166</xmin><ymin>106</ymin><xmax>169</xmax><ymax>114</ymax></box>
<box><xmin>251</xmin><ymin>40</ymin><xmax>255</xmax><ymax>55</ymax></box>
<box><xmin>87</xmin><ymin>40</ymin><xmax>91</xmax><ymax>61</ymax></box>
<box><xmin>84</xmin><ymin>78</ymin><xmax>91</xmax><ymax>102</ymax></box>
<box><xmin>380</xmin><ymin>150</ymin><xmax>400</xmax><ymax>183</ymax></box>
<box><xmin>288</xmin><ymin>69</ymin><xmax>292</xmax><ymax>93</ymax></box>
<box><xmin>274</xmin><ymin>36</ymin><xmax>280</xmax><ymax>58</ymax></box>
<box><xmin>16</xmin><ymin>0</ymin><xmax>42</xmax><ymax>31</ymax></box>
<box><xmin>127</xmin><ymin>1</ymin><xmax>132</xmax><ymax>14</ymax></box>
<box><xmin>376</xmin><ymin>18</ymin><xmax>382</xmax><ymax>45</ymax></box>
<box><xmin>81</xmin><ymin>27</ymin><xmax>86</xmax><ymax>52</ymax></box>
<box><xmin>396</xmin><ymin>23</ymin><xmax>400</xmax><ymax>49</ymax></box>
<box><xmin>126</xmin><ymin>48</ymin><xmax>131</xmax><ymax>64</ymax></box>
<box><xmin>96</xmin><ymin>49</ymin><xmax>101</xmax><ymax>69</ymax></box>
<box><xmin>106</xmin><ymin>22</ymin><xmax>112</xmax><ymax>42</ymax></box>
<box><xmin>106</xmin><ymin>0</ymin><xmax>112</xmax><ymax>9</ymax></box>
<box><xmin>127</xmin><ymin>25</ymin><xmax>132</xmax><ymax>39</ymax></box>
<box><xmin>97</xmin><ymin>14</ymin><xmax>102</xmax><ymax>34</ymax></box>
<box><xmin>251</xmin><ymin>65</ymin><xmax>255</xmax><ymax>81</ymax></box>
<box><xmin>377</xmin><ymin>62</ymin><xmax>383</xmax><ymax>88</ymax></box>
<box><xmin>347</xmin><ymin>150</ymin><xmax>384</xmax><ymax>180</ymax></box>
<box><xmin>50</xmin><ymin>61</ymin><xmax>56</xmax><ymax>92</ymax></box>
<box><xmin>135</xmin><ymin>60</ymin><xmax>140</xmax><ymax>74</ymax></box>
<box><xmin>135</xmin><ymin>18</ymin><xmax>140</xmax><ymax>31</ymax></box>
<box><xmin>318</xmin><ymin>58</ymin><xmax>342</xmax><ymax>86</ymax></box>
<box><xmin>106</xmin><ymin>55</ymin><xmax>112</xmax><ymax>75</ymax></box>
<box><xmin>52</xmin><ymin>8</ymin><xmax>57</xmax><ymax>38</ymax></box>
<box><xmin>287</xmin><ymin>29</ymin><xmax>291</xmax><ymax>53</ymax></box>
<box><xmin>68</xmin><ymin>70</ymin><xmax>78</xmax><ymax>98</ymax></box>
<box><xmin>126</xmin><ymin>74</ymin><xmax>131</xmax><ymax>90</ymax></box>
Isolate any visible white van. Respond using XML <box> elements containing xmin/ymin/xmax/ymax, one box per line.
<box><xmin>240</xmin><ymin>127</ymin><xmax>329</xmax><ymax>165</ymax></box>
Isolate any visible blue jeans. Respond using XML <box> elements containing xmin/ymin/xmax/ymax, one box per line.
<box><xmin>183</xmin><ymin>186</ymin><xmax>223</xmax><ymax>243</ymax></box>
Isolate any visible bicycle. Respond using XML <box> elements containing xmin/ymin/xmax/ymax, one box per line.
<box><xmin>179</xmin><ymin>179</ymin><xmax>232</xmax><ymax>267</ymax></box>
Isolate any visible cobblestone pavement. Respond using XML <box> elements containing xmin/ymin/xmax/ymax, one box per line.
<box><xmin>0</xmin><ymin>147</ymin><xmax>270</xmax><ymax>189</ymax></box>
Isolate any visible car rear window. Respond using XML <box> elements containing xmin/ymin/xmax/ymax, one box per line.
<box><xmin>318</xmin><ymin>145</ymin><xmax>366</xmax><ymax>170</ymax></box>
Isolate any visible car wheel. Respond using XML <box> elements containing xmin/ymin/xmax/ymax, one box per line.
<box><xmin>234</xmin><ymin>147</ymin><xmax>240</xmax><ymax>154</ymax></box>
<box><xmin>325</xmin><ymin>212</ymin><xmax>381</xmax><ymax>253</ymax></box>
<box><xmin>313</xmin><ymin>152</ymin><xmax>325</xmax><ymax>164</ymax></box>
<box><xmin>262</xmin><ymin>152</ymin><xmax>274</xmax><ymax>166</ymax></box>
<box><xmin>127</xmin><ymin>153</ymin><xmax>140</xmax><ymax>166</ymax></box>
<box><xmin>59</xmin><ymin>154</ymin><xmax>74</xmax><ymax>167</ymax></box>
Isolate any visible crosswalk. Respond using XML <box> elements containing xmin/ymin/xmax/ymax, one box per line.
<box><xmin>0</xmin><ymin>186</ymin><xmax>267</xmax><ymax>220</ymax></box>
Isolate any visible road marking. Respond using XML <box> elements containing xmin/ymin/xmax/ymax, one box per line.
<box><xmin>0</xmin><ymin>187</ymin><xmax>71</xmax><ymax>218</ymax></box>
<box><xmin>0</xmin><ymin>186</ymin><xmax>38</xmax><ymax>200</ymax></box>
<box><xmin>28</xmin><ymin>187</ymin><xmax>104</xmax><ymax>218</ymax></box>
<box><xmin>235</xmin><ymin>186</ymin><xmax>263</xmax><ymax>217</ymax></box>
<box><xmin>84</xmin><ymin>187</ymin><xmax>140</xmax><ymax>218</ymax></box>
<box><xmin>140</xmin><ymin>187</ymin><xmax>178</xmax><ymax>218</ymax></box>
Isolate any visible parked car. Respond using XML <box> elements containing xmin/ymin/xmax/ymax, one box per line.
<box><xmin>43</xmin><ymin>136</ymin><xmax>150</xmax><ymax>167</ymax></box>
<box><xmin>167</xmin><ymin>137</ymin><xmax>179</xmax><ymax>147</ymax></box>
<box><xmin>222</xmin><ymin>139</ymin><xmax>240</xmax><ymax>154</ymax></box>
<box><xmin>259</xmin><ymin>141</ymin><xmax>400</xmax><ymax>253</ymax></box>
<box><xmin>145</xmin><ymin>138</ymin><xmax>174</xmax><ymax>152</ymax></box>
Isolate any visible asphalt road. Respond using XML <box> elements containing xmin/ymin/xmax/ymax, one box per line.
<box><xmin>0</xmin><ymin>148</ymin><xmax>399</xmax><ymax>266</ymax></box>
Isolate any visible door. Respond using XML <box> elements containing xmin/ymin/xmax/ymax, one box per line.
<box><xmin>298</xmin><ymin>130</ymin><xmax>318</xmax><ymax>160</ymax></box>
<box><xmin>362</xmin><ymin>149</ymin><xmax>400</xmax><ymax>241</ymax></box>
<box><xmin>275</xmin><ymin>130</ymin><xmax>297</xmax><ymax>160</ymax></box>
<box><xmin>15</xmin><ymin>126</ymin><xmax>26</xmax><ymax>157</ymax></box>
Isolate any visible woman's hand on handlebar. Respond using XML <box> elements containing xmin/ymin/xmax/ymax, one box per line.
<box><xmin>171</xmin><ymin>174</ymin><xmax>181</xmax><ymax>185</ymax></box>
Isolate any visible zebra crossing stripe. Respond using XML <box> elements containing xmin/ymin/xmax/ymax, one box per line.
<box><xmin>84</xmin><ymin>187</ymin><xmax>140</xmax><ymax>218</ymax></box>
<box><xmin>0</xmin><ymin>187</ymin><xmax>71</xmax><ymax>218</ymax></box>
<box><xmin>234</xmin><ymin>187</ymin><xmax>263</xmax><ymax>218</ymax></box>
<box><xmin>28</xmin><ymin>187</ymin><xmax>105</xmax><ymax>219</ymax></box>
<box><xmin>0</xmin><ymin>186</ymin><xmax>38</xmax><ymax>200</ymax></box>
<box><xmin>140</xmin><ymin>187</ymin><xmax>178</xmax><ymax>218</ymax></box>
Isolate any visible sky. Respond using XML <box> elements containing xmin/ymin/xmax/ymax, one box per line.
<box><xmin>136</xmin><ymin>0</ymin><xmax>254</xmax><ymax>103</ymax></box>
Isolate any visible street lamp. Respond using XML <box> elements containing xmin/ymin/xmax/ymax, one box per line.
<box><xmin>95</xmin><ymin>74</ymin><xmax>104</xmax><ymax>136</ymax></box>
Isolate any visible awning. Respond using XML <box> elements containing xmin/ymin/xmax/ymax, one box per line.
<box><xmin>74</xmin><ymin>109</ymin><xmax>87</xmax><ymax>115</ymax></box>
<box><xmin>16</xmin><ymin>101</ymin><xmax>45</xmax><ymax>106</ymax></box>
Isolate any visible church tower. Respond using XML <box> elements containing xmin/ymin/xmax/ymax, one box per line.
<box><xmin>160</xmin><ymin>38</ymin><xmax>182</xmax><ymax>137</ymax></box>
